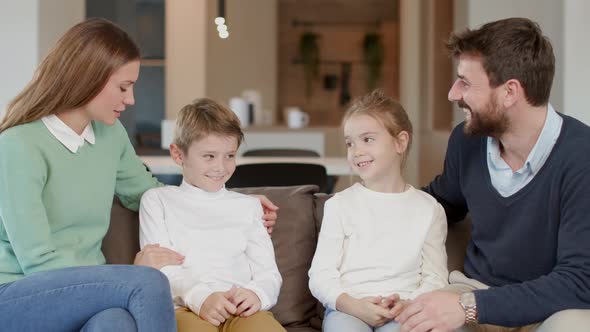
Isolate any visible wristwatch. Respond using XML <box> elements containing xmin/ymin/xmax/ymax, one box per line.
<box><xmin>459</xmin><ymin>292</ymin><xmax>478</xmax><ymax>324</ymax></box>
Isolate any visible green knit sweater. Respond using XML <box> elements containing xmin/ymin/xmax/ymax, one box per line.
<box><xmin>0</xmin><ymin>120</ymin><xmax>160</xmax><ymax>284</ymax></box>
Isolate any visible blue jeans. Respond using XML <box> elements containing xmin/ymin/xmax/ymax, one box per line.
<box><xmin>0</xmin><ymin>265</ymin><xmax>176</xmax><ymax>332</ymax></box>
<box><xmin>323</xmin><ymin>308</ymin><xmax>401</xmax><ymax>332</ymax></box>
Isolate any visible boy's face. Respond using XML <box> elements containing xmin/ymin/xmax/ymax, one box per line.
<box><xmin>171</xmin><ymin>134</ymin><xmax>238</xmax><ymax>192</ymax></box>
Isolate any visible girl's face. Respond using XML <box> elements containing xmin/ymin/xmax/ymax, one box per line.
<box><xmin>344</xmin><ymin>114</ymin><xmax>406</xmax><ymax>188</ymax></box>
<box><xmin>84</xmin><ymin>60</ymin><xmax>140</xmax><ymax>125</ymax></box>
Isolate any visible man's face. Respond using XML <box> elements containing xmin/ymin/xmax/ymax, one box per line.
<box><xmin>448</xmin><ymin>55</ymin><xmax>509</xmax><ymax>137</ymax></box>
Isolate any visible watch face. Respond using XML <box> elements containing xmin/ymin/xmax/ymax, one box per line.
<box><xmin>461</xmin><ymin>292</ymin><xmax>476</xmax><ymax>307</ymax></box>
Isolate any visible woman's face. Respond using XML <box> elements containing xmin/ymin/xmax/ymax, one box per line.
<box><xmin>84</xmin><ymin>60</ymin><xmax>140</xmax><ymax>125</ymax></box>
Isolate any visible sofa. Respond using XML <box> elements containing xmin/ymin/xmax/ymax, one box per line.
<box><xmin>102</xmin><ymin>185</ymin><xmax>471</xmax><ymax>332</ymax></box>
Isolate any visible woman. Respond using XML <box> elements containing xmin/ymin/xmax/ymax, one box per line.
<box><xmin>0</xmin><ymin>18</ymin><xmax>277</xmax><ymax>331</ymax></box>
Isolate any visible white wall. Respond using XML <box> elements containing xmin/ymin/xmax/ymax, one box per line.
<box><xmin>0</xmin><ymin>1</ymin><xmax>39</xmax><ymax>119</ymax></box>
<box><xmin>563</xmin><ymin>0</ymin><xmax>590</xmax><ymax>125</ymax></box>
<box><xmin>0</xmin><ymin>0</ymin><xmax>84</xmax><ymax>121</ymax></box>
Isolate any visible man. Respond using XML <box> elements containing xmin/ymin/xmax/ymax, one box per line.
<box><xmin>396</xmin><ymin>17</ymin><xmax>590</xmax><ymax>332</ymax></box>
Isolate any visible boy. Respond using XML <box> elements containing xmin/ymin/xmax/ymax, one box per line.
<box><xmin>139</xmin><ymin>98</ymin><xmax>285</xmax><ymax>332</ymax></box>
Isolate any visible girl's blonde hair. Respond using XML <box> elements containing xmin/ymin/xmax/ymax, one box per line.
<box><xmin>173</xmin><ymin>98</ymin><xmax>244</xmax><ymax>153</ymax></box>
<box><xmin>0</xmin><ymin>18</ymin><xmax>140</xmax><ymax>133</ymax></box>
<box><xmin>343</xmin><ymin>89</ymin><xmax>413</xmax><ymax>166</ymax></box>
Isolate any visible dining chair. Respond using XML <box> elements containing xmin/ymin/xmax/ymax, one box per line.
<box><xmin>242</xmin><ymin>148</ymin><xmax>320</xmax><ymax>157</ymax></box>
<box><xmin>226</xmin><ymin>163</ymin><xmax>329</xmax><ymax>193</ymax></box>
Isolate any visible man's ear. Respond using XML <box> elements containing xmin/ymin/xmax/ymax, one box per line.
<box><xmin>170</xmin><ymin>143</ymin><xmax>184</xmax><ymax>167</ymax></box>
<box><xmin>502</xmin><ymin>79</ymin><xmax>522</xmax><ymax>108</ymax></box>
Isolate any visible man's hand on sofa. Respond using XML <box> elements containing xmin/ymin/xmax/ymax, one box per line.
<box><xmin>336</xmin><ymin>293</ymin><xmax>395</xmax><ymax>327</ymax></box>
<box><xmin>227</xmin><ymin>287</ymin><xmax>262</xmax><ymax>317</ymax></box>
<box><xmin>396</xmin><ymin>290</ymin><xmax>464</xmax><ymax>332</ymax></box>
<box><xmin>251</xmin><ymin>194</ymin><xmax>279</xmax><ymax>234</ymax></box>
<box><xmin>200</xmin><ymin>291</ymin><xmax>238</xmax><ymax>326</ymax></box>
<box><xmin>134</xmin><ymin>244</ymin><xmax>184</xmax><ymax>269</ymax></box>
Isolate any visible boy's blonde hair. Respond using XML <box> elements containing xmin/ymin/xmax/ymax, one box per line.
<box><xmin>173</xmin><ymin>98</ymin><xmax>244</xmax><ymax>153</ymax></box>
<box><xmin>343</xmin><ymin>89</ymin><xmax>413</xmax><ymax>166</ymax></box>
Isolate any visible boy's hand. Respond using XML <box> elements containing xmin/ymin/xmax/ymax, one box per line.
<box><xmin>226</xmin><ymin>287</ymin><xmax>262</xmax><ymax>317</ymax></box>
<box><xmin>134</xmin><ymin>244</ymin><xmax>184</xmax><ymax>269</ymax></box>
<box><xmin>251</xmin><ymin>194</ymin><xmax>278</xmax><ymax>234</ymax></box>
<box><xmin>200</xmin><ymin>292</ymin><xmax>237</xmax><ymax>326</ymax></box>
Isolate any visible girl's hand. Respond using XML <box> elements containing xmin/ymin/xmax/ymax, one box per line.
<box><xmin>377</xmin><ymin>293</ymin><xmax>401</xmax><ymax>309</ymax></box>
<box><xmin>226</xmin><ymin>287</ymin><xmax>262</xmax><ymax>317</ymax></box>
<box><xmin>389</xmin><ymin>298</ymin><xmax>410</xmax><ymax>319</ymax></box>
<box><xmin>251</xmin><ymin>194</ymin><xmax>279</xmax><ymax>234</ymax></box>
<box><xmin>337</xmin><ymin>293</ymin><xmax>395</xmax><ymax>327</ymax></box>
<box><xmin>133</xmin><ymin>244</ymin><xmax>184</xmax><ymax>269</ymax></box>
<box><xmin>355</xmin><ymin>296</ymin><xmax>396</xmax><ymax>327</ymax></box>
<box><xmin>200</xmin><ymin>292</ymin><xmax>237</xmax><ymax>326</ymax></box>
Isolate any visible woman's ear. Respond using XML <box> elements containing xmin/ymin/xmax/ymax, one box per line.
<box><xmin>169</xmin><ymin>143</ymin><xmax>184</xmax><ymax>167</ymax></box>
<box><xmin>394</xmin><ymin>131</ymin><xmax>410</xmax><ymax>154</ymax></box>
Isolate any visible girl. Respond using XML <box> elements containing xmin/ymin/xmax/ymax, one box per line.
<box><xmin>309</xmin><ymin>90</ymin><xmax>448</xmax><ymax>332</ymax></box>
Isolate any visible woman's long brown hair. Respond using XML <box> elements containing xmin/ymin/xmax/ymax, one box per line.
<box><xmin>0</xmin><ymin>18</ymin><xmax>140</xmax><ymax>133</ymax></box>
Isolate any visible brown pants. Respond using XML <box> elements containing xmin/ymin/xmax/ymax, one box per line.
<box><xmin>448</xmin><ymin>271</ymin><xmax>590</xmax><ymax>332</ymax></box>
<box><xmin>175</xmin><ymin>308</ymin><xmax>286</xmax><ymax>332</ymax></box>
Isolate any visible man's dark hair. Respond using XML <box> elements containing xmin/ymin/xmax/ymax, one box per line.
<box><xmin>446</xmin><ymin>17</ymin><xmax>555</xmax><ymax>106</ymax></box>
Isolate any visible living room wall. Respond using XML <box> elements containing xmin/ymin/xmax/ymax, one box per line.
<box><xmin>278</xmin><ymin>0</ymin><xmax>399</xmax><ymax>126</ymax></box>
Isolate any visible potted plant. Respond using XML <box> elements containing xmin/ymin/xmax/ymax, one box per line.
<box><xmin>299</xmin><ymin>32</ymin><xmax>320</xmax><ymax>98</ymax></box>
<box><xmin>363</xmin><ymin>32</ymin><xmax>384</xmax><ymax>91</ymax></box>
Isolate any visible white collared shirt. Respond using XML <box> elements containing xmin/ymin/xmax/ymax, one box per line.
<box><xmin>41</xmin><ymin>114</ymin><xmax>95</xmax><ymax>153</ymax></box>
<box><xmin>487</xmin><ymin>104</ymin><xmax>563</xmax><ymax>197</ymax></box>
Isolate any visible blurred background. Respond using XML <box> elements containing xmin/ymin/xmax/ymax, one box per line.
<box><xmin>1</xmin><ymin>0</ymin><xmax>588</xmax><ymax>187</ymax></box>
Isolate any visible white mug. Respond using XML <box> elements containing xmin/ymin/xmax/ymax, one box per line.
<box><xmin>286</xmin><ymin>107</ymin><xmax>310</xmax><ymax>129</ymax></box>
<box><xmin>229</xmin><ymin>97</ymin><xmax>250</xmax><ymax>127</ymax></box>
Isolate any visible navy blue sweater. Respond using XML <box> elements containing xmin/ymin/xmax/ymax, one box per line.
<box><xmin>425</xmin><ymin>115</ymin><xmax>590</xmax><ymax>326</ymax></box>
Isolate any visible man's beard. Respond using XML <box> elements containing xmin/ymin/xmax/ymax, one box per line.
<box><xmin>459</xmin><ymin>98</ymin><xmax>509</xmax><ymax>138</ymax></box>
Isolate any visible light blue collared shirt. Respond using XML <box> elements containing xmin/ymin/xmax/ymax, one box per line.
<box><xmin>487</xmin><ymin>104</ymin><xmax>563</xmax><ymax>197</ymax></box>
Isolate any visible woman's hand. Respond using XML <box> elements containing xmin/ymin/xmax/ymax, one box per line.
<box><xmin>134</xmin><ymin>244</ymin><xmax>184</xmax><ymax>269</ymax></box>
<box><xmin>251</xmin><ymin>194</ymin><xmax>279</xmax><ymax>234</ymax></box>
